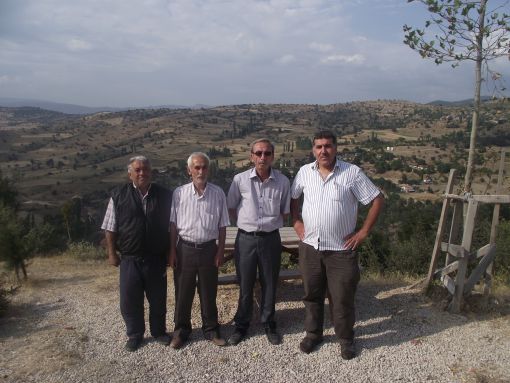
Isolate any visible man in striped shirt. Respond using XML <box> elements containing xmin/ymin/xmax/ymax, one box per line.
<box><xmin>227</xmin><ymin>138</ymin><xmax>291</xmax><ymax>346</ymax></box>
<box><xmin>168</xmin><ymin>152</ymin><xmax>230</xmax><ymax>349</ymax></box>
<box><xmin>290</xmin><ymin>131</ymin><xmax>384</xmax><ymax>359</ymax></box>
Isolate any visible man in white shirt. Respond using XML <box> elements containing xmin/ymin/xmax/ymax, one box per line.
<box><xmin>168</xmin><ymin>152</ymin><xmax>230</xmax><ymax>348</ymax></box>
<box><xmin>291</xmin><ymin>131</ymin><xmax>384</xmax><ymax>359</ymax></box>
<box><xmin>227</xmin><ymin>138</ymin><xmax>290</xmax><ymax>346</ymax></box>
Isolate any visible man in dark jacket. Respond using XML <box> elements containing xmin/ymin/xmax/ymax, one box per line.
<box><xmin>101</xmin><ymin>155</ymin><xmax>172</xmax><ymax>351</ymax></box>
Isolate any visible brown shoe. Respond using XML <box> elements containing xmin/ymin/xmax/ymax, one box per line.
<box><xmin>170</xmin><ymin>336</ymin><xmax>185</xmax><ymax>349</ymax></box>
<box><xmin>211</xmin><ymin>335</ymin><xmax>227</xmax><ymax>347</ymax></box>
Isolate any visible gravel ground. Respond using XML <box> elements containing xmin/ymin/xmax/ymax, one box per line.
<box><xmin>1</xmin><ymin>256</ymin><xmax>509</xmax><ymax>383</ymax></box>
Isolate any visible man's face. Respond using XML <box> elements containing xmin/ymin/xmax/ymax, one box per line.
<box><xmin>128</xmin><ymin>160</ymin><xmax>152</xmax><ymax>190</ymax></box>
<box><xmin>312</xmin><ymin>138</ymin><xmax>337</xmax><ymax>168</ymax></box>
<box><xmin>251</xmin><ymin>142</ymin><xmax>274</xmax><ymax>173</ymax></box>
<box><xmin>188</xmin><ymin>155</ymin><xmax>209</xmax><ymax>187</ymax></box>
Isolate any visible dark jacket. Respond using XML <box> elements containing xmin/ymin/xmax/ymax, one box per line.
<box><xmin>111</xmin><ymin>183</ymin><xmax>171</xmax><ymax>257</ymax></box>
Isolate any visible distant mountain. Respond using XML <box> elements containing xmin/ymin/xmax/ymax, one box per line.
<box><xmin>0</xmin><ymin>97</ymin><xmax>206</xmax><ymax>115</ymax></box>
<box><xmin>427</xmin><ymin>96</ymin><xmax>493</xmax><ymax>107</ymax></box>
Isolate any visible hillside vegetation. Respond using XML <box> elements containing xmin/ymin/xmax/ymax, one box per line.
<box><xmin>0</xmin><ymin>99</ymin><xmax>509</xmax><ymax>282</ymax></box>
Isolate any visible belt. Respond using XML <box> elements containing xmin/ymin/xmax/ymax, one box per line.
<box><xmin>179</xmin><ymin>238</ymin><xmax>216</xmax><ymax>249</ymax></box>
<box><xmin>238</xmin><ymin>228</ymin><xmax>278</xmax><ymax>237</ymax></box>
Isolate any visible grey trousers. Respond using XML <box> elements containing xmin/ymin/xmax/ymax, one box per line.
<box><xmin>233</xmin><ymin>230</ymin><xmax>281</xmax><ymax>330</ymax></box>
<box><xmin>299</xmin><ymin>242</ymin><xmax>360</xmax><ymax>343</ymax></box>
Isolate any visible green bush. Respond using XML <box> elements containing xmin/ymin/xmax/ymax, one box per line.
<box><xmin>66</xmin><ymin>241</ymin><xmax>106</xmax><ymax>261</ymax></box>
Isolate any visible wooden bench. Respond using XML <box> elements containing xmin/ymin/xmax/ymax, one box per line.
<box><xmin>219</xmin><ymin>226</ymin><xmax>301</xmax><ymax>285</ymax></box>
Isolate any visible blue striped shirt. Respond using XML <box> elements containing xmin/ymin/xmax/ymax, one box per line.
<box><xmin>291</xmin><ymin>159</ymin><xmax>380</xmax><ymax>251</ymax></box>
<box><xmin>170</xmin><ymin>182</ymin><xmax>230</xmax><ymax>243</ymax></box>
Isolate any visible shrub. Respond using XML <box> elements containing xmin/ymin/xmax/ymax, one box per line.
<box><xmin>66</xmin><ymin>241</ymin><xmax>106</xmax><ymax>261</ymax></box>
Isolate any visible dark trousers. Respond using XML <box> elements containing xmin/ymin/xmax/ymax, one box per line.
<box><xmin>299</xmin><ymin>242</ymin><xmax>360</xmax><ymax>342</ymax></box>
<box><xmin>119</xmin><ymin>255</ymin><xmax>167</xmax><ymax>339</ymax></box>
<box><xmin>234</xmin><ymin>230</ymin><xmax>281</xmax><ymax>330</ymax></box>
<box><xmin>173</xmin><ymin>241</ymin><xmax>219</xmax><ymax>340</ymax></box>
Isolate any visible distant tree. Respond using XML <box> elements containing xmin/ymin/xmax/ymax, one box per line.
<box><xmin>404</xmin><ymin>0</ymin><xmax>510</xmax><ymax>192</ymax></box>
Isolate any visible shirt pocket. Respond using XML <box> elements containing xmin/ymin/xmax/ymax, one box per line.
<box><xmin>328</xmin><ymin>182</ymin><xmax>351</xmax><ymax>202</ymax></box>
<box><xmin>200</xmin><ymin>211</ymin><xmax>217</xmax><ymax>231</ymax></box>
<box><xmin>262</xmin><ymin>188</ymin><xmax>282</xmax><ymax>217</ymax></box>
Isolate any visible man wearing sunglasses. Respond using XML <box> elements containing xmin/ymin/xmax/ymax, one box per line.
<box><xmin>226</xmin><ymin>138</ymin><xmax>290</xmax><ymax>346</ymax></box>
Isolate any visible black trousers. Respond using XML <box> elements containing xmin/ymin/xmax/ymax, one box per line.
<box><xmin>119</xmin><ymin>255</ymin><xmax>167</xmax><ymax>339</ymax></box>
<box><xmin>299</xmin><ymin>242</ymin><xmax>360</xmax><ymax>343</ymax></box>
<box><xmin>173</xmin><ymin>241</ymin><xmax>219</xmax><ymax>340</ymax></box>
<box><xmin>233</xmin><ymin>230</ymin><xmax>281</xmax><ymax>330</ymax></box>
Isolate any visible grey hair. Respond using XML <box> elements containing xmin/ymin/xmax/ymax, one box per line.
<box><xmin>127</xmin><ymin>155</ymin><xmax>151</xmax><ymax>172</ymax></box>
<box><xmin>187</xmin><ymin>152</ymin><xmax>210</xmax><ymax>168</ymax></box>
<box><xmin>250</xmin><ymin>138</ymin><xmax>275</xmax><ymax>153</ymax></box>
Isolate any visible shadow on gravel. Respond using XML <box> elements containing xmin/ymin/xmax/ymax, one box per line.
<box><xmin>0</xmin><ymin>275</ymin><xmax>94</xmax><ymax>341</ymax></box>
<box><xmin>239</xmin><ymin>278</ymin><xmax>502</xmax><ymax>352</ymax></box>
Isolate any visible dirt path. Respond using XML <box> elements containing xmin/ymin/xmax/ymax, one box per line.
<box><xmin>1</xmin><ymin>256</ymin><xmax>509</xmax><ymax>383</ymax></box>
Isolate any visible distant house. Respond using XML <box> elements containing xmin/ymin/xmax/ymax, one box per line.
<box><xmin>400</xmin><ymin>184</ymin><xmax>415</xmax><ymax>193</ymax></box>
<box><xmin>423</xmin><ymin>176</ymin><xmax>432</xmax><ymax>184</ymax></box>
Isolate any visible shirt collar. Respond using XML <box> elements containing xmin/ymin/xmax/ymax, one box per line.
<box><xmin>249</xmin><ymin>167</ymin><xmax>275</xmax><ymax>180</ymax></box>
<box><xmin>190</xmin><ymin>181</ymin><xmax>208</xmax><ymax>197</ymax></box>
<box><xmin>132</xmin><ymin>182</ymin><xmax>151</xmax><ymax>198</ymax></box>
<box><xmin>311</xmin><ymin>158</ymin><xmax>340</xmax><ymax>171</ymax></box>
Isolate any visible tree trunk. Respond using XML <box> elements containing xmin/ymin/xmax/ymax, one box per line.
<box><xmin>464</xmin><ymin>0</ymin><xmax>487</xmax><ymax>193</ymax></box>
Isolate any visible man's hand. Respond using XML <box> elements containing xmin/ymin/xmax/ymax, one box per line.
<box><xmin>215</xmin><ymin>252</ymin><xmax>225</xmax><ymax>268</ymax></box>
<box><xmin>343</xmin><ymin>229</ymin><xmax>369</xmax><ymax>251</ymax></box>
<box><xmin>168</xmin><ymin>249</ymin><xmax>177</xmax><ymax>269</ymax></box>
<box><xmin>108</xmin><ymin>252</ymin><xmax>120</xmax><ymax>267</ymax></box>
<box><xmin>293</xmin><ymin>220</ymin><xmax>305</xmax><ymax>241</ymax></box>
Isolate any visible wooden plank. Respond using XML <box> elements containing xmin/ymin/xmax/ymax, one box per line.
<box><xmin>218</xmin><ymin>268</ymin><xmax>301</xmax><ymax>285</ymax></box>
<box><xmin>450</xmin><ymin>199</ymin><xmax>478</xmax><ymax>313</ymax></box>
<box><xmin>471</xmin><ymin>195</ymin><xmax>510</xmax><ymax>204</ymax></box>
<box><xmin>434</xmin><ymin>260</ymin><xmax>459</xmax><ymax>277</ymax></box>
<box><xmin>485</xmin><ymin>149</ymin><xmax>506</xmax><ymax>296</ymax></box>
<box><xmin>441</xmin><ymin>274</ymin><xmax>456</xmax><ymax>295</ymax></box>
<box><xmin>225</xmin><ymin>226</ymin><xmax>300</xmax><ymax>252</ymax></box>
<box><xmin>463</xmin><ymin>244</ymin><xmax>497</xmax><ymax>296</ymax></box>
<box><xmin>425</xmin><ymin>169</ymin><xmax>456</xmax><ymax>287</ymax></box>
<box><xmin>473</xmin><ymin>243</ymin><xmax>492</xmax><ymax>259</ymax></box>
<box><xmin>443</xmin><ymin>194</ymin><xmax>510</xmax><ymax>204</ymax></box>
<box><xmin>441</xmin><ymin>243</ymin><xmax>467</xmax><ymax>258</ymax></box>
<box><xmin>446</xmin><ymin>200</ymin><xmax>463</xmax><ymax>266</ymax></box>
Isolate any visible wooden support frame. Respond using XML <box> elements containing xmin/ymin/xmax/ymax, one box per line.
<box><xmin>425</xmin><ymin>149</ymin><xmax>509</xmax><ymax>313</ymax></box>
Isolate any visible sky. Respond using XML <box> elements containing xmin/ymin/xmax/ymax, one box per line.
<box><xmin>0</xmin><ymin>0</ymin><xmax>509</xmax><ymax>108</ymax></box>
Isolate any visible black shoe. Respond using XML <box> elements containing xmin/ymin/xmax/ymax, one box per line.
<box><xmin>125</xmin><ymin>337</ymin><xmax>142</xmax><ymax>352</ymax></box>
<box><xmin>340</xmin><ymin>341</ymin><xmax>356</xmax><ymax>360</ymax></box>
<box><xmin>211</xmin><ymin>334</ymin><xmax>227</xmax><ymax>347</ymax></box>
<box><xmin>170</xmin><ymin>335</ymin><xmax>185</xmax><ymax>349</ymax></box>
<box><xmin>299</xmin><ymin>337</ymin><xmax>322</xmax><ymax>354</ymax></box>
<box><xmin>228</xmin><ymin>329</ymin><xmax>246</xmax><ymax>346</ymax></box>
<box><xmin>265</xmin><ymin>327</ymin><xmax>281</xmax><ymax>345</ymax></box>
<box><xmin>154</xmin><ymin>333</ymin><xmax>171</xmax><ymax>346</ymax></box>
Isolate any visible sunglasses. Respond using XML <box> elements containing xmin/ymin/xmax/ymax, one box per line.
<box><xmin>252</xmin><ymin>151</ymin><xmax>273</xmax><ymax>157</ymax></box>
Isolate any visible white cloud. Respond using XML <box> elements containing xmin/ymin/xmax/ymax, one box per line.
<box><xmin>275</xmin><ymin>54</ymin><xmax>296</xmax><ymax>65</ymax></box>
<box><xmin>320</xmin><ymin>54</ymin><xmax>365</xmax><ymax>65</ymax></box>
<box><xmin>0</xmin><ymin>75</ymin><xmax>17</xmax><ymax>84</ymax></box>
<box><xmin>309</xmin><ymin>42</ymin><xmax>334</xmax><ymax>52</ymax></box>
<box><xmin>66</xmin><ymin>38</ymin><xmax>92</xmax><ymax>52</ymax></box>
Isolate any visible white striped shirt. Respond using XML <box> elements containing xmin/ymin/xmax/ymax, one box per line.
<box><xmin>100</xmin><ymin>184</ymin><xmax>151</xmax><ymax>232</ymax></box>
<box><xmin>291</xmin><ymin>159</ymin><xmax>380</xmax><ymax>251</ymax></box>
<box><xmin>227</xmin><ymin>167</ymin><xmax>290</xmax><ymax>233</ymax></box>
<box><xmin>170</xmin><ymin>182</ymin><xmax>230</xmax><ymax>243</ymax></box>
